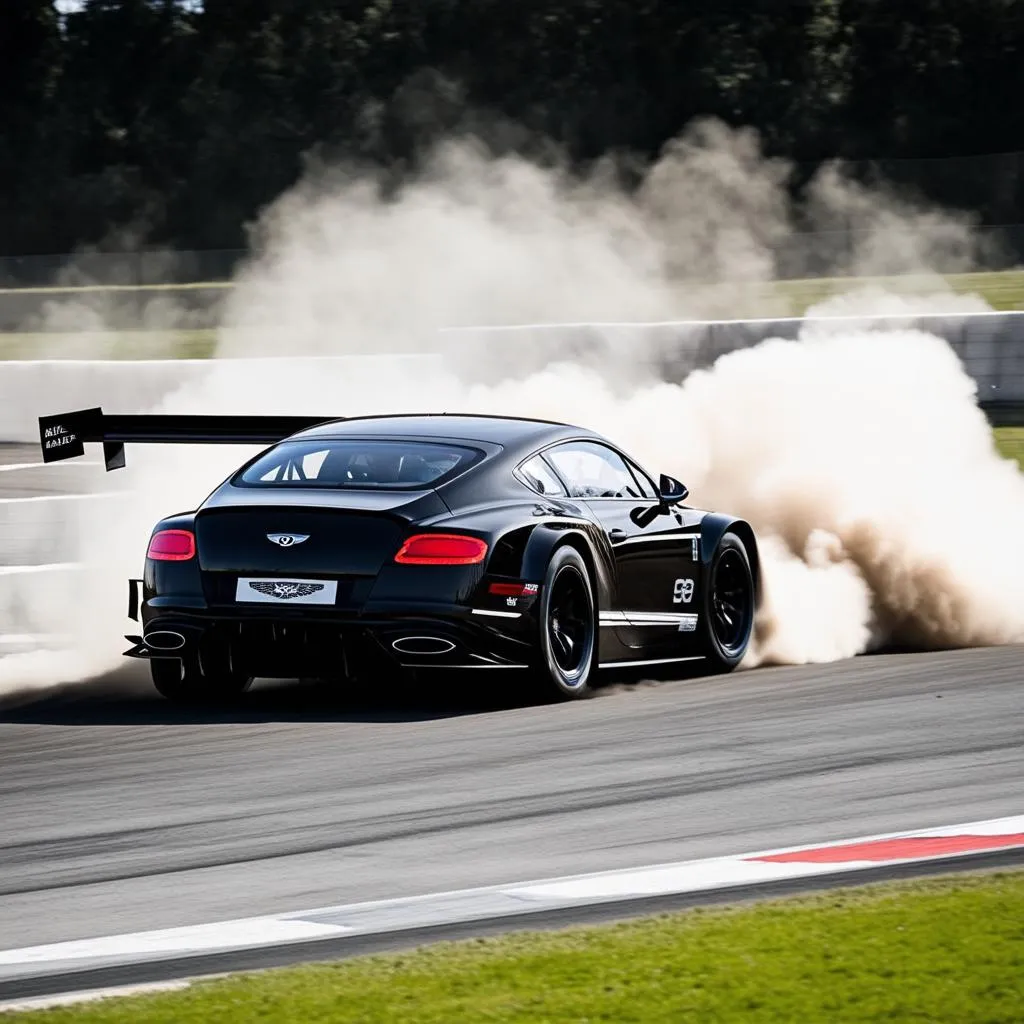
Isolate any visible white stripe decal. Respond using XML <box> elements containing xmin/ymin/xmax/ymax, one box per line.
<box><xmin>470</xmin><ymin>609</ymin><xmax>522</xmax><ymax>619</ymax></box>
<box><xmin>618</xmin><ymin>610</ymin><xmax>692</xmax><ymax>618</ymax></box>
<box><xmin>607</xmin><ymin>534</ymin><xmax>691</xmax><ymax>548</ymax></box>
<box><xmin>599</xmin><ymin>611</ymin><xmax>697</xmax><ymax>625</ymax></box>
<box><xmin>0</xmin><ymin>919</ymin><xmax>349</xmax><ymax>967</ymax></box>
<box><xmin>600</xmin><ymin>655</ymin><xmax>704</xmax><ymax>669</ymax></box>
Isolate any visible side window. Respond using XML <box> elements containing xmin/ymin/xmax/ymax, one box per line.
<box><xmin>545</xmin><ymin>442</ymin><xmax>645</xmax><ymax>499</ymax></box>
<box><xmin>625</xmin><ymin>459</ymin><xmax>657</xmax><ymax>499</ymax></box>
<box><xmin>518</xmin><ymin>455</ymin><xmax>567</xmax><ymax>496</ymax></box>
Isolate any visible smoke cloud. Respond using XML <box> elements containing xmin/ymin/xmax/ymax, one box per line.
<box><xmin>1</xmin><ymin>118</ymin><xmax>1021</xmax><ymax>699</ymax></box>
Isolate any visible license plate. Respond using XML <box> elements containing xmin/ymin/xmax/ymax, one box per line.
<box><xmin>235</xmin><ymin>578</ymin><xmax>338</xmax><ymax>605</ymax></box>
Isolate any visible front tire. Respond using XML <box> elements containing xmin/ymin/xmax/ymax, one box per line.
<box><xmin>701</xmin><ymin>532</ymin><xmax>755</xmax><ymax>673</ymax></box>
<box><xmin>150</xmin><ymin>659</ymin><xmax>253</xmax><ymax>704</ymax></box>
<box><xmin>531</xmin><ymin>546</ymin><xmax>597</xmax><ymax>700</ymax></box>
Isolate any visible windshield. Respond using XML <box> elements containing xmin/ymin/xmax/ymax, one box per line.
<box><xmin>235</xmin><ymin>439</ymin><xmax>482</xmax><ymax>489</ymax></box>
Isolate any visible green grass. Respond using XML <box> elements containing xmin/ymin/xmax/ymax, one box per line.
<box><xmin>765</xmin><ymin>269</ymin><xmax>1024</xmax><ymax>315</ymax></box>
<box><xmin>12</xmin><ymin>871</ymin><xmax>1024</xmax><ymax>1023</ymax></box>
<box><xmin>1</xmin><ymin>269</ymin><xmax>1022</xmax><ymax>311</ymax></box>
<box><xmin>995</xmin><ymin>427</ymin><xmax>1024</xmax><ymax>470</ymax></box>
<box><xmin>0</xmin><ymin>267</ymin><xmax>1021</xmax><ymax>362</ymax></box>
<box><xmin>0</xmin><ymin>329</ymin><xmax>218</xmax><ymax>360</ymax></box>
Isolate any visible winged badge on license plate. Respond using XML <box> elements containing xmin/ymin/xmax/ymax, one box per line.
<box><xmin>235</xmin><ymin>578</ymin><xmax>338</xmax><ymax>605</ymax></box>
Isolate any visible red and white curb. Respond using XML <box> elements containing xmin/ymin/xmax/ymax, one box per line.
<box><xmin>1</xmin><ymin>814</ymin><xmax>1021</xmax><ymax>989</ymax></box>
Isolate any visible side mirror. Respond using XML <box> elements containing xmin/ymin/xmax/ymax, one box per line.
<box><xmin>659</xmin><ymin>473</ymin><xmax>689</xmax><ymax>506</ymax></box>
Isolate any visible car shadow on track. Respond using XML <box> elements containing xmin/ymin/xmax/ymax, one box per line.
<box><xmin>0</xmin><ymin>663</ymin><xmax>558</xmax><ymax>727</ymax></box>
<box><xmin>2</xmin><ymin>648</ymin><xmax>847</xmax><ymax>727</ymax></box>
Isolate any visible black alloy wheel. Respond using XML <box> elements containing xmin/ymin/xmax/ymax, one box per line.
<box><xmin>534</xmin><ymin>545</ymin><xmax>596</xmax><ymax>699</ymax></box>
<box><xmin>703</xmin><ymin>532</ymin><xmax>755</xmax><ymax>672</ymax></box>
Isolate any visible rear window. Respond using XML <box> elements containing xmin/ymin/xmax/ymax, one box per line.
<box><xmin>235</xmin><ymin>440</ymin><xmax>482</xmax><ymax>490</ymax></box>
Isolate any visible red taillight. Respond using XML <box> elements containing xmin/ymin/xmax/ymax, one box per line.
<box><xmin>394</xmin><ymin>533</ymin><xmax>488</xmax><ymax>565</ymax></box>
<box><xmin>147</xmin><ymin>529</ymin><xmax>196</xmax><ymax>561</ymax></box>
<box><xmin>489</xmin><ymin>582</ymin><xmax>530</xmax><ymax>597</ymax></box>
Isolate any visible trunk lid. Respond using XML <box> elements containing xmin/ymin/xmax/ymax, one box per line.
<box><xmin>194</xmin><ymin>490</ymin><xmax>448</xmax><ymax>609</ymax></box>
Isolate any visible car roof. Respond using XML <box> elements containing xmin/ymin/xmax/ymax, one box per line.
<box><xmin>292</xmin><ymin>413</ymin><xmax>599</xmax><ymax>447</ymax></box>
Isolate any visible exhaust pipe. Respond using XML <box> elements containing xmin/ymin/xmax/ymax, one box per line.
<box><xmin>391</xmin><ymin>636</ymin><xmax>456</xmax><ymax>656</ymax></box>
<box><xmin>143</xmin><ymin>630</ymin><xmax>187</xmax><ymax>652</ymax></box>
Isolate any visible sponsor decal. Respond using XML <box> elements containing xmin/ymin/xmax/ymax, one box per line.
<box><xmin>38</xmin><ymin>412</ymin><xmax>88</xmax><ymax>462</ymax></box>
<box><xmin>677</xmin><ymin>614</ymin><xmax>698</xmax><ymax>632</ymax></box>
<box><xmin>43</xmin><ymin>424</ymin><xmax>76</xmax><ymax>448</ymax></box>
<box><xmin>672</xmin><ymin>578</ymin><xmax>695</xmax><ymax>604</ymax></box>
<box><xmin>266</xmin><ymin>533</ymin><xmax>310</xmax><ymax>547</ymax></box>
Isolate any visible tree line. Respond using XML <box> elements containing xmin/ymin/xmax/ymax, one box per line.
<box><xmin>2</xmin><ymin>0</ymin><xmax>1023</xmax><ymax>260</ymax></box>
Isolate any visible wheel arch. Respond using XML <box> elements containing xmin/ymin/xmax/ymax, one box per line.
<box><xmin>699</xmin><ymin>513</ymin><xmax>761</xmax><ymax>606</ymax></box>
<box><xmin>520</xmin><ymin>524</ymin><xmax>611</xmax><ymax>609</ymax></box>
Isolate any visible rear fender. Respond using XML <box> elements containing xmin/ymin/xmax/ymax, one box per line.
<box><xmin>699</xmin><ymin>513</ymin><xmax>761</xmax><ymax>605</ymax></box>
<box><xmin>520</xmin><ymin>524</ymin><xmax>612</xmax><ymax>608</ymax></box>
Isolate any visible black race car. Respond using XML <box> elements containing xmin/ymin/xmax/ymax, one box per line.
<box><xmin>39</xmin><ymin>407</ymin><xmax>760</xmax><ymax>701</ymax></box>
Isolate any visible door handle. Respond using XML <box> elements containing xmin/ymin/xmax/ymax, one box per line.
<box><xmin>609</xmin><ymin>528</ymin><xmax>627</xmax><ymax>541</ymax></box>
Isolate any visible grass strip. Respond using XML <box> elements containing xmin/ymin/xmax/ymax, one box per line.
<box><xmin>0</xmin><ymin>267</ymin><xmax>1022</xmax><ymax>361</ymax></box>
<box><xmin>994</xmin><ymin>427</ymin><xmax>1024</xmax><ymax>469</ymax></box>
<box><xmin>10</xmin><ymin>870</ymin><xmax>1024</xmax><ymax>1023</ymax></box>
<box><xmin>0</xmin><ymin>330</ymin><xmax>218</xmax><ymax>361</ymax></box>
<box><xmin>1</xmin><ymin>268</ymin><xmax>1023</xmax><ymax>310</ymax></box>
<box><xmin>766</xmin><ymin>268</ymin><xmax>1024</xmax><ymax>314</ymax></box>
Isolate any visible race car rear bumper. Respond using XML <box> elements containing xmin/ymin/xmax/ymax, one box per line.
<box><xmin>128</xmin><ymin>602</ymin><xmax>537</xmax><ymax>678</ymax></box>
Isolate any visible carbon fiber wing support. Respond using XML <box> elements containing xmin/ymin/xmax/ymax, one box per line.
<box><xmin>38</xmin><ymin>407</ymin><xmax>339</xmax><ymax>471</ymax></box>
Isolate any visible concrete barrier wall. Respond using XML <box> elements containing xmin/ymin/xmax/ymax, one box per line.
<box><xmin>1</xmin><ymin>312</ymin><xmax>1022</xmax><ymax>443</ymax></box>
<box><xmin>443</xmin><ymin>309</ymin><xmax>1024</xmax><ymax>402</ymax></box>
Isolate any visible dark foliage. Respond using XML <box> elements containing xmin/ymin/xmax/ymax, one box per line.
<box><xmin>1</xmin><ymin>0</ymin><xmax>1022</xmax><ymax>257</ymax></box>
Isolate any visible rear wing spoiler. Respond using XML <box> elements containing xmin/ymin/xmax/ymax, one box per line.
<box><xmin>39</xmin><ymin>407</ymin><xmax>337</xmax><ymax>471</ymax></box>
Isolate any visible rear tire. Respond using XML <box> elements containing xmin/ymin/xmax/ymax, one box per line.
<box><xmin>150</xmin><ymin>659</ymin><xmax>253</xmax><ymax>704</ymax></box>
<box><xmin>701</xmin><ymin>532</ymin><xmax>755</xmax><ymax>673</ymax></box>
<box><xmin>531</xmin><ymin>546</ymin><xmax>597</xmax><ymax>700</ymax></box>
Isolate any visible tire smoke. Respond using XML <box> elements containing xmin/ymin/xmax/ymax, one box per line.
<box><xmin>1</xmin><ymin>119</ymin><xmax>1020</xmax><ymax>698</ymax></box>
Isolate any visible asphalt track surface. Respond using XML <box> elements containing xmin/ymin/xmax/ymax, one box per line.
<box><xmin>1</xmin><ymin>645</ymin><xmax>1022</xmax><ymax>956</ymax></box>
<box><xmin>0</xmin><ymin>443</ymin><xmax>1022</xmax><ymax>972</ymax></box>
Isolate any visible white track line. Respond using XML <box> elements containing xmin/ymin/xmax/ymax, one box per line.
<box><xmin>438</xmin><ymin>309</ymin><xmax>1024</xmax><ymax>331</ymax></box>
<box><xmin>0</xmin><ymin>462</ymin><xmax>101</xmax><ymax>473</ymax></box>
<box><xmin>0</xmin><ymin>493</ymin><xmax>117</xmax><ymax>505</ymax></box>
<box><xmin>0</xmin><ymin>563</ymin><xmax>80</xmax><ymax>576</ymax></box>
<box><xmin>0</xmin><ymin>814</ymin><xmax>1019</xmax><ymax>984</ymax></box>
<box><xmin>0</xmin><ymin>981</ymin><xmax>191</xmax><ymax>1014</ymax></box>
<box><xmin>0</xmin><ymin>634</ymin><xmax>68</xmax><ymax>646</ymax></box>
